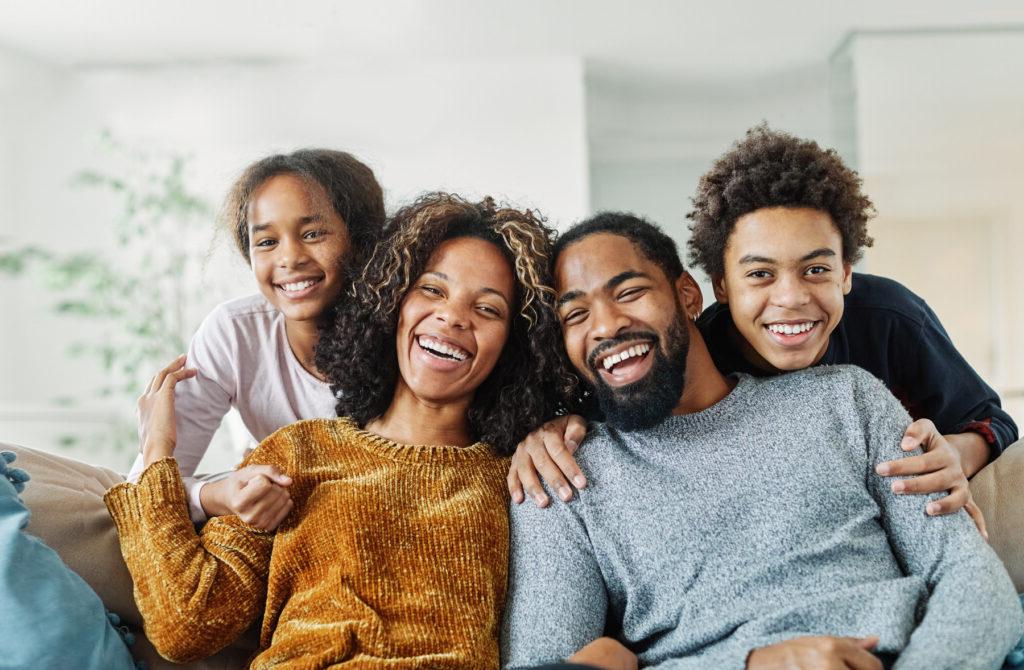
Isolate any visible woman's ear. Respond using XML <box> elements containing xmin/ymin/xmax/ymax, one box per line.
<box><xmin>675</xmin><ymin>272</ymin><xmax>704</xmax><ymax>321</ymax></box>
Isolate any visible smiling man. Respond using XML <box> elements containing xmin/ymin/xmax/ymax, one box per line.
<box><xmin>500</xmin><ymin>213</ymin><xmax>1023</xmax><ymax>670</ymax></box>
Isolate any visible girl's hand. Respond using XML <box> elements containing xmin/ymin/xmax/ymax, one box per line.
<box><xmin>137</xmin><ymin>355</ymin><xmax>196</xmax><ymax>466</ymax></box>
<box><xmin>569</xmin><ymin>637</ymin><xmax>638</xmax><ymax>670</ymax></box>
<box><xmin>508</xmin><ymin>414</ymin><xmax>588</xmax><ymax>506</ymax></box>
<box><xmin>200</xmin><ymin>466</ymin><xmax>294</xmax><ymax>531</ymax></box>
<box><xmin>875</xmin><ymin>418</ymin><xmax>988</xmax><ymax>539</ymax></box>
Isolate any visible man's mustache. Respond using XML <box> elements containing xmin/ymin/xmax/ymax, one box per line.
<box><xmin>586</xmin><ymin>330</ymin><xmax>660</xmax><ymax>375</ymax></box>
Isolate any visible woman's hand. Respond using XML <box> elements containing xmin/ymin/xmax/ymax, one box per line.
<box><xmin>200</xmin><ymin>466</ymin><xmax>294</xmax><ymax>530</ymax></box>
<box><xmin>508</xmin><ymin>414</ymin><xmax>589</xmax><ymax>506</ymax></box>
<box><xmin>569</xmin><ymin>637</ymin><xmax>638</xmax><ymax>670</ymax></box>
<box><xmin>874</xmin><ymin>418</ymin><xmax>988</xmax><ymax>539</ymax></box>
<box><xmin>137</xmin><ymin>355</ymin><xmax>196</xmax><ymax>466</ymax></box>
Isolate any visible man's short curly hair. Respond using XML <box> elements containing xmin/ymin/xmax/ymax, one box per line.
<box><xmin>687</xmin><ymin>124</ymin><xmax>875</xmax><ymax>278</ymax></box>
<box><xmin>314</xmin><ymin>192</ymin><xmax>575</xmax><ymax>456</ymax></box>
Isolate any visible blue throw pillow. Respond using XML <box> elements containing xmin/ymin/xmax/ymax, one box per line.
<box><xmin>0</xmin><ymin>451</ymin><xmax>138</xmax><ymax>669</ymax></box>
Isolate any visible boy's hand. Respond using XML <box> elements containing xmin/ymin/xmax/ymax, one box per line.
<box><xmin>875</xmin><ymin>419</ymin><xmax>988</xmax><ymax>539</ymax></box>
<box><xmin>200</xmin><ymin>466</ymin><xmax>294</xmax><ymax>530</ymax></box>
<box><xmin>137</xmin><ymin>355</ymin><xmax>196</xmax><ymax>466</ymax></box>
<box><xmin>569</xmin><ymin>636</ymin><xmax>638</xmax><ymax>670</ymax></box>
<box><xmin>508</xmin><ymin>414</ymin><xmax>588</xmax><ymax>506</ymax></box>
<box><xmin>747</xmin><ymin>635</ymin><xmax>881</xmax><ymax>669</ymax></box>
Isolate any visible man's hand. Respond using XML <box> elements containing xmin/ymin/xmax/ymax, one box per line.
<box><xmin>137</xmin><ymin>355</ymin><xmax>196</xmax><ymax>466</ymax></box>
<box><xmin>508</xmin><ymin>415</ymin><xmax>588</xmax><ymax>506</ymax></box>
<box><xmin>568</xmin><ymin>636</ymin><xmax>638</xmax><ymax>670</ymax></box>
<box><xmin>747</xmin><ymin>636</ymin><xmax>881</xmax><ymax>669</ymax></box>
<box><xmin>199</xmin><ymin>466</ymin><xmax>294</xmax><ymax>530</ymax></box>
<box><xmin>874</xmin><ymin>419</ymin><xmax>988</xmax><ymax>539</ymax></box>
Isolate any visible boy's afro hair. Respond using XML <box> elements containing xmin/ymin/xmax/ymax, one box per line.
<box><xmin>687</xmin><ymin>123</ymin><xmax>875</xmax><ymax>278</ymax></box>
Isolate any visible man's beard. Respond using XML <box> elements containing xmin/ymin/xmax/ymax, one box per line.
<box><xmin>586</xmin><ymin>310</ymin><xmax>689</xmax><ymax>431</ymax></box>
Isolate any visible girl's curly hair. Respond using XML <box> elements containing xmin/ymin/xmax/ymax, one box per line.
<box><xmin>314</xmin><ymin>192</ymin><xmax>576</xmax><ymax>456</ymax></box>
<box><xmin>687</xmin><ymin>124</ymin><xmax>875</xmax><ymax>278</ymax></box>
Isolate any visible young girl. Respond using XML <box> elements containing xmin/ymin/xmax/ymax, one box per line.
<box><xmin>127</xmin><ymin>149</ymin><xmax>386</xmax><ymax>528</ymax></box>
<box><xmin>109</xmin><ymin>193</ymin><xmax>581</xmax><ymax>668</ymax></box>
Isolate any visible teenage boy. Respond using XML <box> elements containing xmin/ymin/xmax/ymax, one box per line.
<box><xmin>507</xmin><ymin>127</ymin><xmax>1017</xmax><ymax>534</ymax></box>
<box><xmin>501</xmin><ymin>214</ymin><xmax>1023</xmax><ymax>670</ymax></box>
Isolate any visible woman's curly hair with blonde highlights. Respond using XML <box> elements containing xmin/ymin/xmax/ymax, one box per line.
<box><xmin>314</xmin><ymin>192</ymin><xmax>575</xmax><ymax>455</ymax></box>
<box><xmin>687</xmin><ymin>124</ymin><xmax>875</xmax><ymax>278</ymax></box>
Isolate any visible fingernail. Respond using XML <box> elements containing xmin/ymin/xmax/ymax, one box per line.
<box><xmin>566</xmin><ymin>440</ymin><xmax>579</xmax><ymax>451</ymax></box>
<box><xmin>891</xmin><ymin>481</ymin><xmax>905</xmax><ymax>493</ymax></box>
<box><xmin>534</xmin><ymin>493</ymin><xmax>549</xmax><ymax>506</ymax></box>
<box><xmin>927</xmin><ymin>503</ymin><xmax>939</xmax><ymax>515</ymax></box>
<box><xmin>512</xmin><ymin>491</ymin><xmax>523</xmax><ymax>504</ymax></box>
<box><xmin>573</xmin><ymin>474</ymin><xmax>587</xmax><ymax>488</ymax></box>
<box><xmin>875</xmin><ymin>464</ymin><xmax>890</xmax><ymax>476</ymax></box>
<box><xmin>558</xmin><ymin>486</ymin><xmax>572</xmax><ymax>501</ymax></box>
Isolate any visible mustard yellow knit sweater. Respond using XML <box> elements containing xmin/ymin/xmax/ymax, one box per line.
<box><xmin>104</xmin><ymin>418</ymin><xmax>511</xmax><ymax>669</ymax></box>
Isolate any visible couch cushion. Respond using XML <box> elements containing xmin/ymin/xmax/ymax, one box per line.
<box><xmin>970</xmin><ymin>441</ymin><xmax>1024</xmax><ymax>592</ymax></box>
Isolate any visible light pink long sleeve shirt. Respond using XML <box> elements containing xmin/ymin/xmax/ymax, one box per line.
<box><xmin>126</xmin><ymin>294</ymin><xmax>338</xmax><ymax>521</ymax></box>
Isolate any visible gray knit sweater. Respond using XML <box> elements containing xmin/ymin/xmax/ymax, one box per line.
<box><xmin>501</xmin><ymin>366</ymin><xmax>1023</xmax><ymax>669</ymax></box>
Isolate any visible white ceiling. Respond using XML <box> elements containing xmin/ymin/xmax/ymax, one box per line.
<box><xmin>2</xmin><ymin>0</ymin><xmax>1023</xmax><ymax>82</ymax></box>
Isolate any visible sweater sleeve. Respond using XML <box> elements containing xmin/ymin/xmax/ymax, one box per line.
<box><xmin>105</xmin><ymin>450</ymin><xmax>278</xmax><ymax>662</ymax></box>
<box><xmin>500</xmin><ymin>489</ymin><xmax>608</xmax><ymax>669</ymax></box>
<box><xmin>126</xmin><ymin>303</ymin><xmax>238</xmax><ymax>523</ymax></box>
<box><xmin>897</xmin><ymin>298</ymin><xmax>1018</xmax><ymax>456</ymax></box>
<box><xmin>852</xmin><ymin>368</ymin><xmax>1024</xmax><ymax>670</ymax></box>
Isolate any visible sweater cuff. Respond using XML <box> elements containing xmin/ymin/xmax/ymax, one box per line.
<box><xmin>105</xmin><ymin>458</ymin><xmax>193</xmax><ymax>543</ymax></box>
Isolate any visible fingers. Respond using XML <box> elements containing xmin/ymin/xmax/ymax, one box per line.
<box><xmin>234</xmin><ymin>474</ymin><xmax>294</xmax><ymax>530</ymax></box>
<box><xmin>839</xmin><ymin>637</ymin><xmax>882</xmax><ymax>670</ymax></box>
<box><xmin>518</xmin><ymin>458</ymin><xmax>550</xmax><ymax>508</ymax></box>
<box><xmin>900</xmin><ymin>419</ymin><xmax>937</xmax><ymax>451</ymax></box>
<box><xmin>876</xmin><ymin>449</ymin><xmax>949</xmax><ymax>477</ymax></box>
<box><xmin>889</xmin><ymin>468</ymin><xmax>958</xmax><ymax>495</ymax></box>
<box><xmin>564</xmin><ymin>415</ymin><xmax>588</xmax><ymax>454</ymax></box>
<box><xmin>243</xmin><ymin>464</ymin><xmax>293</xmax><ymax>487</ymax></box>
<box><xmin>534</xmin><ymin>433</ymin><xmax>580</xmax><ymax>502</ymax></box>
<box><xmin>850</xmin><ymin>636</ymin><xmax>878</xmax><ymax>650</ymax></box>
<box><xmin>965</xmin><ymin>499</ymin><xmax>989</xmax><ymax>540</ymax></box>
<box><xmin>506</xmin><ymin>462</ymin><xmax>525</xmax><ymax>504</ymax></box>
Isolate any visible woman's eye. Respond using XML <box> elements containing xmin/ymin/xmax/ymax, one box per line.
<box><xmin>419</xmin><ymin>285</ymin><xmax>442</xmax><ymax>296</ymax></box>
<box><xmin>478</xmin><ymin>305</ymin><xmax>502</xmax><ymax>317</ymax></box>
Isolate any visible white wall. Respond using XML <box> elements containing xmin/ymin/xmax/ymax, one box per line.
<box><xmin>0</xmin><ymin>56</ymin><xmax>590</xmax><ymax>469</ymax></box>
<box><xmin>587</xmin><ymin>64</ymin><xmax>834</xmax><ymax>300</ymax></box>
<box><xmin>843</xmin><ymin>29</ymin><xmax>1024</xmax><ymax>421</ymax></box>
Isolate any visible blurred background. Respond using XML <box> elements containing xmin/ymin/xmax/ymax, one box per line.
<box><xmin>1</xmin><ymin>1</ymin><xmax>1022</xmax><ymax>472</ymax></box>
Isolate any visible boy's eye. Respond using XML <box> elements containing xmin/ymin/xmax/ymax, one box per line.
<box><xmin>254</xmin><ymin>238</ymin><xmax>276</xmax><ymax>248</ymax></box>
<box><xmin>806</xmin><ymin>265</ymin><xmax>831</xmax><ymax>276</ymax></box>
<box><xmin>746</xmin><ymin>270</ymin><xmax>772</xmax><ymax>279</ymax></box>
<box><xmin>303</xmin><ymin>229</ymin><xmax>328</xmax><ymax>241</ymax></box>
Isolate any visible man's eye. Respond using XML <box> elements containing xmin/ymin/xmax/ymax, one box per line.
<box><xmin>746</xmin><ymin>270</ymin><xmax>771</xmax><ymax>279</ymax></box>
<box><xmin>806</xmin><ymin>266</ymin><xmax>831</xmax><ymax>276</ymax></box>
<box><xmin>563</xmin><ymin>309</ymin><xmax>587</xmax><ymax>325</ymax></box>
<box><xmin>618</xmin><ymin>287</ymin><xmax>646</xmax><ymax>301</ymax></box>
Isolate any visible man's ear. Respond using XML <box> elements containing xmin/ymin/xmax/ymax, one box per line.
<box><xmin>676</xmin><ymin>272</ymin><xmax>704</xmax><ymax>321</ymax></box>
<box><xmin>711</xmin><ymin>274</ymin><xmax>728</xmax><ymax>304</ymax></box>
<box><xmin>841</xmin><ymin>263</ymin><xmax>853</xmax><ymax>295</ymax></box>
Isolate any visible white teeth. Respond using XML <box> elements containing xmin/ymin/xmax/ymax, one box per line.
<box><xmin>280</xmin><ymin>279</ymin><xmax>317</xmax><ymax>292</ymax></box>
<box><xmin>601</xmin><ymin>343</ymin><xmax>651</xmax><ymax>370</ymax></box>
<box><xmin>417</xmin><ymin>335</ymin><xmax>469</xmax><ymax>361</ymax></box>
<box><xmin>768</xmin><ymin>322</ymin><xmax>815</xmax><ymax>335</ymax></box>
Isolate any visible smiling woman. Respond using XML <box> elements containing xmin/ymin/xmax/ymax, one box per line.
<box><xmin>101</xmin><ymin>191</ymin><xmax>575</xmax><ymax>669</ymax></box>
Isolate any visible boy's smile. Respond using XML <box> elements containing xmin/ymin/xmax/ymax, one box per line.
<box><xmin>714</xmin><ymin>206</ymin><xmax>852</xmax><ymax>372</ymax></box>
